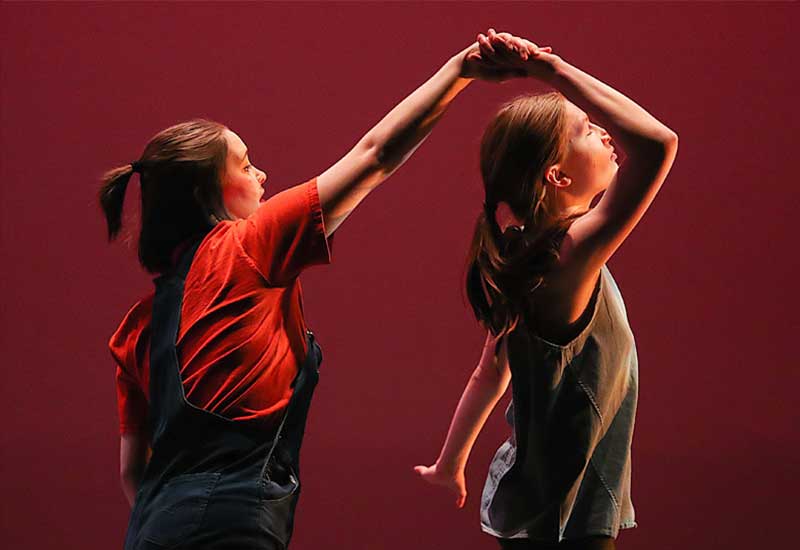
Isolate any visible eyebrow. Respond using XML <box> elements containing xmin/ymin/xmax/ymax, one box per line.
<box><xmin>239</xmin><ymin>149</ymin><xmax>248</xmax><ymax>162</ymax></box>
<box><xmin>575</xmin><ymin>115</ymin><xmax>589</xmax><ymax>135</ymax></box>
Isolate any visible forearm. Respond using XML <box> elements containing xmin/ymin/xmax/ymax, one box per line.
<box><xmin>120</xmin><ymin>433</ymin><xmax>149</xmax><ymax>507</ymax></box>
<box><xmin>436</xmin><ymin>366</ymin><xmax>509</xmax><ymax>473</ymax></box>
<box><xmin>120</xmin><ymin>470</ymin><xmax>143</xmax><ymax>507</ymax></box>
<box><xmin>318</xmin><ymin>52</ymin><xmax>473</xmax><ymax>234</ymax></box>
<box><xmin>547</xmin><ymin>57</ymin><xmax>677</xmax><ymax>151</ymax></box>
<box><xmin>121</xmin><ymin>478</ymin><xmax>139</xmax><ymax>508</ymax></box>
<box><xmin>363</xmin><ymin>54</ymin><xmax>473</xmax><ymax>175</ymax></box>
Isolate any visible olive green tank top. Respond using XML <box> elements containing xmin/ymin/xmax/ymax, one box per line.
<box><xmin>480</xmin><ymin>264</ymin><xmax>638</xmax><ymax>542</ymax></box>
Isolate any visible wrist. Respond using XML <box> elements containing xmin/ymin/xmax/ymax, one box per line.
<box><xmin>525</xmin><ymin>54</ymin><xmax>563</xmax><ymax>85</ymax></box>
<box><xmin>433</xmin><ymin>55</ymin><xmax>473</xmax><ymax>106</ymax></box>
<box><xmin>445</xmin><ymin>53</ymin><xmax>475</xmax><ymax>88</ymax></box>
<box><xmin>436</xmin><ymin>454</ymin><xmax>466</xmax><ymax>476</ymax></box>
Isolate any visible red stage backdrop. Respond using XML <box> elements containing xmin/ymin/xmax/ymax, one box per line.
<box><xmin>1</xmin><ymin>2</ymin><xmax>796</xmax><ymax>549</ymax></box>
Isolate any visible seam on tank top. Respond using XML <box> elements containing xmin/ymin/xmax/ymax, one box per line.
<box><xmin>569</xmin><ymin>367</ymin><xmax>604</xmax><ymax>428</ymax></box>
<box><xmin>589</xmin><ymin>457</ymin><xmax>620</xmax><ymax>511</ymax></box>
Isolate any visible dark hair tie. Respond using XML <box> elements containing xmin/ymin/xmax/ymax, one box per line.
<box><xmin>130</xmin><ymin>161</ymin><xmax>144</xmax><ymax>174</ymax></box>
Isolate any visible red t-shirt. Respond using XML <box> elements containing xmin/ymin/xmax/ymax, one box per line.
<box><xmin>109</xmin><ymin>178</ymin><xmax>333</xmax><ymax>435</ymax></box>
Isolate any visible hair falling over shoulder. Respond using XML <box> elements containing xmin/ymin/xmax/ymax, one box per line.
<box><xmin>465</xmin><ymin>92</ymin><xmax>581</xmax><ymax>337</ymax></box>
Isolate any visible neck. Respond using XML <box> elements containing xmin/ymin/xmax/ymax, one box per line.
<box><xmin>553</xmin><ymin>189</ymin><xmax>594</xmax><ymax>219</ymax></box>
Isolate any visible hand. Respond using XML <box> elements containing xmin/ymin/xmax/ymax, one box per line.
<box><xmin>413</xmin><ymin>461</ymin><xmax>467</xmax><ymax>508</ymax></box>
<box><xmin>482</xmin><ymin>29</ymin><xmax>560</xmax><ymax>82</ymax></box>
<box><xmin>457</xmin><ymin>28</ymin><xmax>547</xmax><ymax>82</ymax></box>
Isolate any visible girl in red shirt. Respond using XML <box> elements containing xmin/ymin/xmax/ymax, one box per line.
<box><xmin>102</xmin><ymin>30</ymin><xmax>544</xmax><ymax>549</ymax></box>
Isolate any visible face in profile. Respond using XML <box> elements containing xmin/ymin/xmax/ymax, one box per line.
<box><xmin>549</xmin><ymin>100</ymin><xmax>619</xmax><ymax>204</ymax></box>
<box><xmin>221</xmin><ymin>129</ymin><xmax>268</xmax><ymax>219</ymax></box>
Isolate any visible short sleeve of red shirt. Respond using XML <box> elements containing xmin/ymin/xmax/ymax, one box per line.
<box><xmin>234</xmin><ymin>178</ymin><xmax>333</xmax><ymax>286</ymax></box>
<box><xmin>109</xmin><ymin>296</ymin><xmax>153</xmax><ymax>435</ymax></box>
<box><xmin>115</xmin><ymin>366</ymin><xmax>148</xmax><ymax>435</ymax></box>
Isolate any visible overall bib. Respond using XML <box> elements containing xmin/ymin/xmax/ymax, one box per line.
<box><xmin>123</xmin><ymin>241</ymin><xmax>322</xmax><ymax>550</ymax></box>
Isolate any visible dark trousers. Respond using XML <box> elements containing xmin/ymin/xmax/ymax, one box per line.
<box><xmin>497</xmin><ymin>536</ymin><xmax>616</xmax><ymax>550</ymax></box>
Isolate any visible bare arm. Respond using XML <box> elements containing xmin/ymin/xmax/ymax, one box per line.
<box><xmin>435</xmin><ymin>332</ymin><xmax>511</xmax><ymax>472</ymax></box>
<box><xmin>544</xmin><ymin>56</ymin><xmax>677</xmax><ymax>155</ymax></box>
<box><xmin>488</xmin><ymin>32</ymin><xmax>678</xmax><ymax>280</ymax></box>
<box><xmin>315</xmin><ymin>30</ymin><xmax>545</xmax><ymax>237</ymax></box>
<box><xmin>414</xmin><ymin>331</ymin><xmax>511</xmax><ymax>508</ymax></box>
<box><xmin>548</xmin><ymin>54</ymin><xmax>678</xmax><ymax>275</ymax></box>
<box><xmin>120</xmin><ymin>433</ymin><xmax>149</xmax><ymax>507</ymax></box>
<box><xmin>316</xmin><ymin>50</ymin><xmax>472</xmax><ymax>237</ymax></box>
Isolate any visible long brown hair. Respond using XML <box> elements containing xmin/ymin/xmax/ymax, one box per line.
<box><xmin>98</xmin><ymin>119</ymin><xmax>231</xmax><ymax>273</ymax></box>
<box><xmin>466</xmin><ymin>92</ymin><xmax>585</xmax><ymax>337</ymax></box>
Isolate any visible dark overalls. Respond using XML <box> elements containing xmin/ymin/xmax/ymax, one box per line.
<box><xmin>123</xmin><ymin>241</ymin><xmax>322</xmax><ymax>550</ymax></box>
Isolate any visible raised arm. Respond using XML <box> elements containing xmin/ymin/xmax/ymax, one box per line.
<box><xmin>488</xmin><ymin>31</ymin><xmax>678</xmax><ymax>278</ymax></box>
<box><xmin>414</xmin><ymin>331</ymin><xmax>511</xmax><ymax>508</ymax></box>
<box><xmin>317</xmin><ymin>34</ymin><xmax>539</xmax><ymax>237</ymax></box>
<box><xmin>554</xmin><ymin>59</ymin><xmax>677</xmax><ymax>276</ymax></box>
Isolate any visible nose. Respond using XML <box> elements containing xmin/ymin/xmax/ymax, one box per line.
<box><xmin>257</xmin><ymin>169</ymin><xmax>267</xmax><ymax>184</ymax></box>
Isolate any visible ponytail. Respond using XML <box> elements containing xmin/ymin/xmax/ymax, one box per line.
<box><xmin>465</xmin><ymin>204</ymin><xmax>579</xmax><ymax>338</ymax></box>
<box><xmin>98</xmin><ymin>164</ymin><xmax>137</xmax><ymax>241</ymax></box>
<box><xmin>466</xmin><ymin>208</ymin><xmax>545</xmax><ymax>338</ymax></box>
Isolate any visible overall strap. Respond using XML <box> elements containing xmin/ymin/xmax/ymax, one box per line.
<box><xmin>260</xmin><ymin>331</ymin><xmax>320</xmax><ymax>478</ymax></box>
<box><xmin>148</xmin><ymin>238</ymin><xmax>204</xmax><ymax>445</ymax></box>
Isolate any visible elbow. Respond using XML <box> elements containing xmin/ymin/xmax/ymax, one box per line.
<box><xmin>372</xmin><ymin>142</ymin><xmax>401</xmax><ymax>174</ymax></box>
<box><xmin>360</xmin><ymin>132</ymin><xmax>405</xmax><ymax>174</ymax></box>
<box><xmin>631</xmin><ymin>130</ymin><xmax>678</xmax><ymax>164</ymax></box>
<box><xmin>120</xmin><ymin>469</ymin><xmax>139</xmax><ymax>488</ymax></box>
<box><xmin>661</xmin><ymin>128</ymin><xmax>678</xmax><ymax>154</ymax></box>
<box><xmin>120</xmin><ymin>460</ymin><xmax>146</xmax><ymax>487</ymax></box>
<box><xmin>660</xmin><ymin>130</ymin><xmax>678</xmax><ymax>165</ymax></box>
<box><xmin>654</xmin><ymin>126</ymin><xmax>678</xmax><ymax>154</ymax></box>
<box><xmin>120</xmin><ymin>472</ymin><xmax>137</xmax><ymax>498</ymax></box>
<box><xmin>356</xmin><ymin>136</ymin><xmax>388</xmax><ymax>174</ymax></box>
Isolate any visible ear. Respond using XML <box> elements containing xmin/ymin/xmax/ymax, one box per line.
<box><xmin>544</xmin><ymin>164</ymin><xmax>572</xmax><ymax>189</ymax></box>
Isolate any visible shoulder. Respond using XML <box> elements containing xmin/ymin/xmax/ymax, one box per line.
<box><xmin>115</xmin><ymin>293</ymin><xmax>154</xmax><ymax>330</ymax></box>
<box><xmin>187</xmin><ymin>220</ymin><xmax>268</xmax><ymax>285</ymax></box>
<box><xmin>527</xmin><ymin>264</ymin><xmax>606</xmax><ymax>348</ymax></box>
<box><xmin>108</xmin><ymin>292</ymin><xmax>154</xmax><ymax>364</ymax></box>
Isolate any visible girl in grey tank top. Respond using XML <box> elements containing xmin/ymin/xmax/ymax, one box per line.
<box><xmin>414</xmin><ymin>31</ymin><xmax>677</xmax><ymax>550</ymax></box>
<box><xmin>480</xmin><ymin>264</ymin><xmax>638</xmax><ymax>542</ymax></box>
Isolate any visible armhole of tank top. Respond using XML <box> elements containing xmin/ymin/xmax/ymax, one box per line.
<box><xmin>526</xmin><ymin>266</ymin><xmax>605</xmax><ymax>350</ymax></box>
